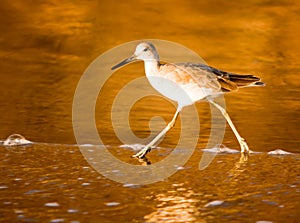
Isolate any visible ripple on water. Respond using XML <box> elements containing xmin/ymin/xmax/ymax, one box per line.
<box><xmin>67</xmin><ymin>209</ymin><xmax>79</xmax><ymax>213</ymax></box>
<box><xmin>49</xmin><ymin>219</ymin><xmax>65</xmax><ymax>223</ymax></box>
<box><xmin>105</xmin><ymin>202</ymin><xmax>120</xmax><ymax>207</ymax></box>
<box><xmin>204</xmin><ymin>200</ymin><xmax>224</xmax><ymax>207</ymax></box>
<box><xmin>44</xmin><ymin>202</ymin><xmax>60</xmax><ymax>207</ymax></box>
<box><xmin>0</xmin><ymin>185</ymin><xmax>8</xmax><ymax>189</ymax></box>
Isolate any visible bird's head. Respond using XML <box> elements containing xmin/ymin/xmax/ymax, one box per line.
<box><xmin>111</xmin><ymin>42</ymin><xmax>159</xmax><ymax>70</ymax></box>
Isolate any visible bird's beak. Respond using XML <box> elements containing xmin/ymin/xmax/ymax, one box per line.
<box><xmin>111</xmin><ymin>55</ymin><xmax>137</xmax><ymax>70</ymax></box>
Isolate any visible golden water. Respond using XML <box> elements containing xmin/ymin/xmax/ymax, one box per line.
<box><xmin>0</xmin><ymin>0</ymin><xmax>299</xmax><ymax>222</ymax></box>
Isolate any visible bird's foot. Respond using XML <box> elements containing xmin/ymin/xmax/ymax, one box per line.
<box><xmin>239</xmin><ymin>138</ymin><xmax>252</xmax><ymax>154</ymax></box>
<box><xmin>132</xmin><ymin>146</ymin><xmax>151</xmax><ymax>159</ymax></box>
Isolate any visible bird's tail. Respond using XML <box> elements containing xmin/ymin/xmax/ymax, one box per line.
<box><xmin>218</xmin><ymin>73</ymin><xmax>265</xmax><ymax>92</ymax></box>
<box><xmin>228</xmin><ymin>73</ymin><xmax>265</xmax><ymax>88</ymax></box>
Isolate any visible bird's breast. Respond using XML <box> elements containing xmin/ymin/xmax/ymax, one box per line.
<box><xmin>144</xmin><ymin>62</ymin><xmax>221</xmax><ymax>107</ymax></box>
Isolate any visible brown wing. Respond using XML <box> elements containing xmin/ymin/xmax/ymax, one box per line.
<box><xmin>178</xmin><ymin>63</ymin><xmax>263</xmax><ymax>92</ymax></box>
<box><xmin>165</xmin><ymin>63</ymin><xmax>222</xmax><ymax>94</ymax></box>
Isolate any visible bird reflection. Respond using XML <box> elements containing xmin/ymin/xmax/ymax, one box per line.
<box><xmin>137</xmin><ymin>156</ymin><xmax>151</xmax><ymax>165</ymax></box>
<box><xmin>227</xmin><ymin>153</ymin><xmax>249</xmax><ymax>180</ymax></box>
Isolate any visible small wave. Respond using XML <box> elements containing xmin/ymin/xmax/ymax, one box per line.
<box><xmin>268</xmin><ymin>149</ymin><xmax>292</xmax><ymax>155</ymax></box>
<box><xmin>202</xmin><ymin>145</ymin><xmax>240</xmax><ymax>154</ymax></box>
<box><xmin>2</xmin><ymin>134</ymin><xmax>32</xmax><ymax>146</ymax></box>
<box><xmin>120</xmin><ymin>144</ymin><xmax>146</xmax><ymax>151</ymax></box>
<box><xmin>0</xmin><ymin>135</ymin><xmax>296</xmax><ymax>156</ymax></box>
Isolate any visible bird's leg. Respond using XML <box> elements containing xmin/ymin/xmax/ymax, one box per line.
<box><xmin>209</xmin><ymin>100</ymin><xmax>250</xmax><ymax>154</ymax></box>
<box><xmin>133</xmin><ymin>107</ymin><xmax>181</xmax><ymax>159</ymax></box>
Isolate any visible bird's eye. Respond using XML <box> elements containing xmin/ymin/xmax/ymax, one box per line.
<box><xmin>143</xmin><ymin>48</ymin><xmax>148</xmax><ymax>52</ymax></box>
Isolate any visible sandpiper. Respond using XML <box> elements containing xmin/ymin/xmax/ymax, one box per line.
<box><xmin>112</xmin><ymin>42</ymin><xmax>264</xmax><ymax>158</ymax></box>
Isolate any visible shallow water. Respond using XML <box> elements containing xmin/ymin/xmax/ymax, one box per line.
<box><xmin>0</xmin><ymin>143</ymin><xmax>299</xmax><ymax>222</ymax></box>
<box><xmin>0</xmin><ymin>0</ymin><xmax>299</xmax><ymax>222</ymax></box>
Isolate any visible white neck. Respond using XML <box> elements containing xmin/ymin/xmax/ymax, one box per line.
<box><xmin>144</xmin><ymin>60</ymin><xmax>159</xmax><ymax>77</ymax></box>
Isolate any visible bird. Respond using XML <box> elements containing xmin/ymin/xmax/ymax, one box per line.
<box><xmin>111</xmin><ymin>42</ymin><xmax>264</xmax><ymax>158</ymax></box>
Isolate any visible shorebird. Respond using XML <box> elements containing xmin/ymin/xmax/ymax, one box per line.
<box><xmin>111</xmin><ymin>42</ymin><xmax>264</xmax><ymax>158</ymax></box>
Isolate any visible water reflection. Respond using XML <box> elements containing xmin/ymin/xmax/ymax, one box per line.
<box><xmin>144</xmin><ymin>185</ymin><xmax>201</xmax><ymax>223</ymax></box>
<box><xmin>143</xmin><ymin>153</ymin><xmax>250</xmax><ymax>223</ymax></box>
<box><xmin>0</xmin><ymin>142</ymin><xmax>299</xmax><ymax>222</ymax></box>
